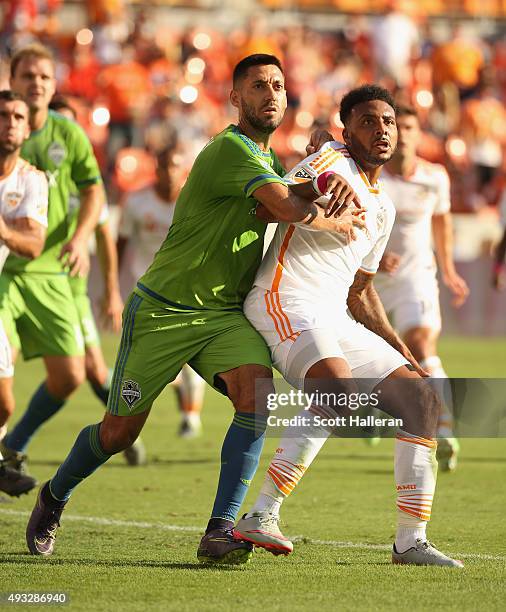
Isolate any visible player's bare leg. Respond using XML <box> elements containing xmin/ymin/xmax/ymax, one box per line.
<box><xmin>197</xmin><ymin>364</ymin><xmax>272</xmax><ymax>565</ymax></box>
<box><xmin>403</xmin><ymin>325</ymin><xmax>459</xmax><ymax>471</ymax></box>
<box><xmin>85</xmin><ymin>345</ymin><xmax>146</xmax><ymax>466</ymax></box>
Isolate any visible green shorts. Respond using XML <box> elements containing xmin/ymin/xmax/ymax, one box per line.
<box><xmin>0</xmin><ymin>273</ymin><xmax>85</xmax><ymax>360</ymax></box>
<box><xmin>107</xmin><ymin>289</ymin><xmax>271</xmax><ymax>416</ymax></box>
<box><xmin>68</xmin><ymin>276</ymin><xmax>100</xmax><ymax>348</ymax></box>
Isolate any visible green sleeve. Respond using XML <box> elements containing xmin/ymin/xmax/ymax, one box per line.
<box><xmin>206</xmin><ymin>136</ymin><xmax>286</xmax><ymax>201</ymax></box>
<box><xmin>68</xmin><ymin>122</ymin><xmax>102</xmax><ymax>189</ymax></box>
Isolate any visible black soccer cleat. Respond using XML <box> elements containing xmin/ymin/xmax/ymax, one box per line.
<box><xmin>0</xmin><ymin>460</ymin><xmax>37</xmax><ymax>497</ymax></box>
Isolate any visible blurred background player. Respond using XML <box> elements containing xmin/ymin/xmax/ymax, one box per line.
<box><xmin>117</xmin><ymin>144</ymin><xmax>205</xmax><ymax>438</ymax></box>
<box><xmin>492</xmin><ymin>188</ymin><xmax>506</xmax><ymax>291</ymax></box>
<box><xmin>0</xmin><ymin>90</ymin><xmax>48</xmax><ymax>496</ymax></box>
<box><xmin>0</xmin><ymin>44</ymin><xmax>104</xmax><ymax>476</ymax></box>
<box><xmin>48</xmin><ymin>94</ymin><xmax>145</xmax><ymax>465</ymax></box>
<box><xmin>374</xmin><ymin>105</ymin><xmax>469</xmax><ymax>471</ymax></box>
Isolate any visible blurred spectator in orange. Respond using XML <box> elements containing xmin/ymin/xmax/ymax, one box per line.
<box><xmin>233</xmin><ymin>14</ymin><xmax>283</xmax><ymax>65</ymax></box>
<box><xmin>460</xmin><ymin>70</ymin><xmax>506</xmax><ymax>199</ymax></box>
<box><xmin>98</xmin><ymin>44</ymin><xmax>152</xmax><ymax>170</ymax></box>
<box><xmin>431</xmin><ymin>24</ymin><xmax>485</xmax><ymax>98</ymax></box>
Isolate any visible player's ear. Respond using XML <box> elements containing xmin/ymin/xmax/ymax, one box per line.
<box><xmin>342</xmin><ymin>127</ymin><xmax>350</xmax><ymax>146</ymax></box>
<box><xmin>230</xmin><ymin>89</ymin><xmax>239</xmax><ymax>109</ymax></box>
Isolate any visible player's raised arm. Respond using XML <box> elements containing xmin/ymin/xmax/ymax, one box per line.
<box><xmin>432</xmin><ymin>212</ymin><xmax>469</xmax><ymax>307</ymax></box>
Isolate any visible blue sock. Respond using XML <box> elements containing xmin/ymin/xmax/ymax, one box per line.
<box><xmin>49</xmin><ymin>423</ymin><xmax>112</xmax><ymax>502</ymax></box>
<box><xmin>208</xmin><ymin>412</ymin><xmax>266</xmax><ymax>528</ymax></box>
<box><xmin>90</xmin><ymin>370</ymin><xmax>112</xmax><ymax>406</ymax></box>
<box><xmin>4</xmin><ymin>383</ymin><xmax>65</xmax><ymax>453</ymax></box>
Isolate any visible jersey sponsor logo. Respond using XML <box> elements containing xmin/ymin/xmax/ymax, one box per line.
<box><xmin>396</xmin><ymin>483</ymin><xmax>417</xmax><ymax>491</ymax></box>
<box><xmin>4</xmin><ymin>192</ymin><xmax>22</xmax><ymax>209</ymax></box>
<box><xmin>47</xmin><ymin>141</ymin><xmax>66</xmax><ymax>166</ymax></box>
<box><xmin>121</xmin><ymin>379</ymin><xmax>142</xmax><ymax>410</ymax></box>
<box><xmin>294</xmin><ymin>168</ymin><xmax>312</xmax><ymax>180</ymax></box>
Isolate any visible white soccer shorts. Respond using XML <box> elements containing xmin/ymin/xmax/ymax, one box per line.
<box><xmin>244</xmin><ymin>287</ymin><xmax>408</xmax><ymax>390</ymax></box>
<box><xmin>0</xmin><ymin>319</ymin><xmax>14</xmax><ymax>378</ymax></box>
<box><xmin>374</xmin><ymin>273</ymin><xmax>442</xmax><ymax>335</ymax></box>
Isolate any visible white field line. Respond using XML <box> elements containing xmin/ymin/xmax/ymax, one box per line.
<box><xmin>1</xmin><ymin>508</ymin><xmax>504</xmax><ymax>562</ymax></box>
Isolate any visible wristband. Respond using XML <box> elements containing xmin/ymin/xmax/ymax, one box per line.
<box><xmin>313</xmin><ymin>171</ymin><xmax>337</xmax><ymax>196</ymax></box>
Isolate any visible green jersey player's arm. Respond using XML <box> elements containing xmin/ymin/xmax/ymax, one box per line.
<box><xmin>60</xmin><ymin>122</ymin><xmax>105</xmax><ymax>277</ymax></box>
<box><xmin>0</xmin><ymin>216</ymin><xmax>46</xmax><ymax>259</ymax></box>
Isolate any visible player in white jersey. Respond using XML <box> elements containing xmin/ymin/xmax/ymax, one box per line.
<box><xmin>492</xmin><ymin>187</ymin><xmax>506</xmax><ymax>291</ymax></box>
<box><xmin>374</xmin><ymin>106</ymin><xmax>469</xmax><ymax>471</ymax></box>
<box><xmin>0</xmin><ymin>91</ymin><xmax>47</xmax><ymax>496</ymax></box>
<box><xmin>118</xmin><ymin>145</ymin><xmax>206</xmax><ymax>438</ymax></box>
<box><xmin>235</xmin><ymin>85</ymin><xmax>463</xmax><ymax>567</ymax></box>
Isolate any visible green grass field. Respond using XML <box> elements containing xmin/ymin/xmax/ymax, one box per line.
<box><xmin>1</xmin><ymin>336</ymin><xmax>505</xmax><ymax>611</ymax></box>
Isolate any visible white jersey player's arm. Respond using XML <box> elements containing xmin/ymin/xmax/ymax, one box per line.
<box><xmin>0</xmin><ymin>215</ymin><xmax>46</xmax><ymax>259</ymax></box>
<box><xmin>0</xmin><ymin>168</ymin><xmax>48</xmax><ymax>259</ymax></box>
<box><xmin>347</xmin><ymin>270</ymin><xmax>427</xmax><ymax>377</ymax></box>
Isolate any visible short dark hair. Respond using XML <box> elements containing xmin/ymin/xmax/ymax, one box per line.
<box><xmin>340</xmin><ymin>84</ymin><xmax>396</xmax><ymax>125</ymax></box>
<box><xmin>49</xmin><ymin>94</ymin><xmax>77</xmax><ymax>119</ymax></box>
<box><xmin>232</xmin><ymin>54</ymin><xmax>283</xmax><ymax>87</ymax></box>
<box><xmin>0</xmin><ymin>90</ymin><xmax>26</xmax><ymax>104</ymax></box>
<box><xmin>10</xmin><ymin>43</ymin><xmax>55</xmax><ymax>78</ymax></box>
<box><xmin>395</xmin><ymin>104</ymin><xmax>418</xmax><ymax>120</ymax></box>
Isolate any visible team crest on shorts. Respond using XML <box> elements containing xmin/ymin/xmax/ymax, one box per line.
<box><xmin>121</xmin><ymin>379</ymin><xmax>142</xmax><ymax>410</ymax></box>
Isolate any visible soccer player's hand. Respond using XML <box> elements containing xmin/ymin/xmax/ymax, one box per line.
<box><xmin>399</xmin><ymin>346</ymin><xmax>430</xmax><ymax>378</ymax></box>
<box><xmin>443</xmin><ymin>271</ymin><xmax>469</xmax><ymax>307</ymax></box>
<box><xmin>59</xmin><ymin>238</ymin><xmax>90</xmax><ymax>278</ymax></box>
<box><xmin>379</xmin><ymin>251</ymin><xmax>401</xmax><ymax>275</ymax></box>
<box><xmin>306</xmin><ymin>129</ymin><xmax>334</xmax><ymax>155</ymax></box>
<box><xmin>101</xmin><ymin>290</ymin><xmax>123</xmax><ymax>333</ymax></box>
<box><xmin>331</xmin><ymin>209</ymin><xmax>367</xmax><ymax>243</ymax></box>
<box><xmin>323</xmin><ymin>174</ymin><xmax>362</xmax><ymax>218</ymax></box>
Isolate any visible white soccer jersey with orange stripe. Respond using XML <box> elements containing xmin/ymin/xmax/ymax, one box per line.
<box><xmin>251</xmin><ymin>141</ymin><xmax>395</xmax><ymax>331</ymax></box>
<box><xmin>378</xmin><ymin>159</ymin><xmax>451</xmax><ymax>280</ymax></box>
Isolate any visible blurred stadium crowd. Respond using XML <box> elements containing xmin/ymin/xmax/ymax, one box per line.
<box><xmin>0</xmin><ymin>0</ymin><xmax>505</xmax><ymax>331</ymax></box>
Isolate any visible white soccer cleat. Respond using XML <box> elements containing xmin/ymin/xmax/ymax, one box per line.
<box><xmin>392</xmin><ymin>539</ymin><xmax>463</xmax><ymax>567</ymax></box>
<box><xmin>122</xmin><ymin>437</ymin><xmax>147</xmax><ymax>466</ymax></box>
<box><xmin>234</xmin><ymin>512</ymin><xmax>293</xmax><ymax>556</ymax></box>
<box><xmin>436</xmin><ymin>437</ymin><xmax>460</xmax><ymax>472</ymax></box>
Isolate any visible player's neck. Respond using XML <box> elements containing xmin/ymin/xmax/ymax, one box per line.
<box><xmin>0</xmin><ymin>151</ymin><xmax>19</xmax><ymax>179</ymax></box>
<box><xmin>236</xmin><ymin>120</ymin><xmax>272</xmax><ymax>151</ymax></box>
<box><xmin>387</xmin><ymin>155</ymin><xmax>417</xmax><ymax>179</ymax></box>
<box><xmin>29</xmin><ymin>107</ymin><xmax>48</xmax><ymax>132</ymax></box>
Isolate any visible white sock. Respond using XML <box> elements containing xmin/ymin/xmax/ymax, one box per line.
<box><xmin>0</xmin><ymin>424</ymin><xmax>7</xmax><ymax>442</ymax></box>
<box><xmin>395</xmin><ymin>430</ymin><xmax>437</xmax><ymax>553</ymax></box>
<box><xmin>179</xmin><ymin>366</ymin><xmax>205</xmax><ymax>414</ymax></box>
<box><xmin>420</xmin><ymin>356</ymin><xmax>454</xmax><ymax>438</ymax></box>
<box><xmin>248</xmin><ymin>404</ymin><xmax>335</xmax><ymax>516</ymax></box>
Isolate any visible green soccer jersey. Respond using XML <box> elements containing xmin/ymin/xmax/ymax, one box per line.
<box><xmin>4</xmin><ymin>111</ymin><xmax>102</xmax><ymax>274</ymax></box>
<box><xmin>138</xmin><ymin>125</ymin><xmax>286</xmax><ymax>311</ymax></box>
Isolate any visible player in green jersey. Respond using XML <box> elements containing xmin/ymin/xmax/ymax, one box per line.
<box><xmin>0</xmin><ymin>44</ymin><xmax>104</xmax><ymax>473</ymax></box>
<box><xmin>26</xmin><ymin>54</ymin><xmax>363</xmax><ymax>563</ymax></box>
